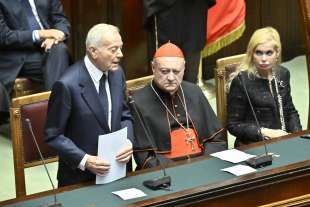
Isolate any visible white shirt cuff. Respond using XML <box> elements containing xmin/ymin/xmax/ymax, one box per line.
<box><xmin>32</xmin><ymin>30</ymin><xmax>41</xmax><ymax>42</ymax></box>
<box><xmin>78</xmin><ymin>154</ymin><xmax>89</xmax><ymax>171</ymax></box>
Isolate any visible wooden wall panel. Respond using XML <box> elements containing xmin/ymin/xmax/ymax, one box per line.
<box><xmin>60</xmin><ymin>0</ymin><xmax>73</xmax><ymax>59</ymax></box>
<box><xmin>284</xmin><ymin>0</ymin><xmax>305</xmax><ymax>59</ymax></box>
<box><xmin>61</xmin><ymin>0</ymin><xmax>148</xmax><ymax>79</ymax></box>
<box><xmin>71</xmin><ymin>0</ymin><xmax>109</xmax><ymax>60</ymax></box>
<box><xmin>109</xmin><ymin>0</ymin><xmax>149</xmax><ymax>79</ymax></box>
<box><xmin>260</xmin><ymin>0</ymin><xmax>303</xmax><ymax>60</ymax></box>
<box><xmin>61</xmin><ymin>0</ymin><xmax>304</xmax><ymax>80</ymax></box>
<box><xmin>203</xmin><ymin>0</ymin><xmax>304</xmax><ymax>79</ymax></box>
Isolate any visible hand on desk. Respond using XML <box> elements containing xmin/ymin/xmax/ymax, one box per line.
<box><xmin>85</xmin><ymin>155</ymin><xmax>111</xmax><ymax>176</ymax></box>
<box><xmin>261</xmin><ymin>128</ymin><xmax>288</xmax><ymax>139</ymax></box>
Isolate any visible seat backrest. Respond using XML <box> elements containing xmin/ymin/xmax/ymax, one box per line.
<box><xmin>126</xmin><ymin>75</ymin><xmax>153</xmax><ymax>95</ymax></box>
<box><xmin>298</xmin><ymin>0</ymin><xmax>310</xmax><ymax>128</ymax></box>
<box><xmin>125</xmin><ymin>75</ymin><xmax>153</xmax><ymax>170</ymax></box>
<box><xmin>10</xmin><ymin>91</ymin><xmax>57</xmax><ymax>198</ymax></box>
<box><xmin>215</xmin><ymin>54</ymin><xmax>246</xmax><ymax>139</ymax></box>
<box><xmin>13</xmin><ymin>78</ymin><xmax>44</xmax><ymax>98</ymax></box>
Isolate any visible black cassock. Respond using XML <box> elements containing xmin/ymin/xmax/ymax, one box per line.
<box><xmin>143</xmin><ymin>0</ymin><xmax>216</xmax><ymax>53</ymax></box>
<box><xmin>131</xmin><ymin>81</ymin><xmax>225</xmax><ymax>169</ymax></box>
<box><xmin>143</xmin><ymin>0</ymin><xmax>216</xmax><ymax>83</ymax></box>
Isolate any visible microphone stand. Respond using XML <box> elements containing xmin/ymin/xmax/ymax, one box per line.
<box><xmin>25</xmin><ymin>119</ymin><xmax>62</xmax><ymax>207</ymax></box>
<box><xmin>239</xmin><ymin>75</ymin><xmax>273</xmax><ymax>168</ymax></box>
<box><xmin>128</xmin><ymin>97</ymin><xmax>171</xmax><ymax>190</ymax></box>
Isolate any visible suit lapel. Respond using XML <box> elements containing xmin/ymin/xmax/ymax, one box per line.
<box><xmin>79</xmin><ymin>63</ymin><xmax>111</xmax><ymax>132</ymax></box>
<box><xmin>33</xmin><ymin>0</ymin><xmax>48</xmax><ymax>29</ymax></box>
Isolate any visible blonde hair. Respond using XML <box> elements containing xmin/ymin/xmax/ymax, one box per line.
<box><xmin>227</xmin><ymin>27</ymin><xmax>282</xmax><ymax>91</ymax></box>
<box><xmin>242</xmin><ymin>26</ymin><xmax>281</xmax><ymax>73</ymax></box>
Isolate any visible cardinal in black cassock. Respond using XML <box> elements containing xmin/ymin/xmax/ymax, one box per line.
<box><xmin>131</xmin><ymin>42</ymin><xmax>225</xmax><ymax>170</ymax></box>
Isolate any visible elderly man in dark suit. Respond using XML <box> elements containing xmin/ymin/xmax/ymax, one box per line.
<box><xmin>45</xmin><ymin>23</ymin><xmax>134</xmax><ymax>187</ymax></box>
<box><xmin>0</xmin><ymin>0</ymin><xmax>70</xmax><ymax>123</ymax></box>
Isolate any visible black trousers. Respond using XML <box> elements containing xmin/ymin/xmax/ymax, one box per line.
<box><xmin>183</xmin><ymin>51</ymin><xmax>201</xmax><ymax>83</ymax></box>
<box><xmin>19</xmin><ymin>42</ymin><xmax>69</xmax><ymax>90</ymax></box>
<box><xmin>0</xmin><ymin>42</ymin><xmax>69</xmax><ymax>113</ymax></box>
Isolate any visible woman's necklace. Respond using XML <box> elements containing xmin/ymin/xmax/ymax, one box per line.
<box><xmin>270</xmin><ymin>72</ymin><xmax>286</xmax><ymax>131</ymax></box>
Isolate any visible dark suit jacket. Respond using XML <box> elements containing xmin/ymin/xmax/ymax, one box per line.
<box><xmin>227</xmin><ymin>66</ymin><xmax>302</xmax><ymax>147</ymax></box>
<box><xmin>45</xmin><ymin>60</ymin><xmax>134</xmax><ymax>186</ymax></box>
<box><xmin>0</xmin><ymin>0</ymin><xmax>70</xmax><ymax>87</ymax></box>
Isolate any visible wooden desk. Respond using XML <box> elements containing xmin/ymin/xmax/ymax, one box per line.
<box><xmin>1</xmin><ymin>131</ymin><xmax>310</xmax><ymax>207</ymax></box>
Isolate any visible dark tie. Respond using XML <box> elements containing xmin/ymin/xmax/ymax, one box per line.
<box><xmin>21</xmin><ymin>0</ymin><xmax>41</xmax><ymax>31</ymax></box>
<box><xmin>99</xmin><ymin>74</ymin><xmax>109</xmax><ymax>124</ymax></box>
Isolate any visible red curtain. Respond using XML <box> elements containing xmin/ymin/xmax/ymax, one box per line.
<box><xmin>202</xmin><ymin>0</ymin><xmax>246</xmax><ymax>57</ymax></box>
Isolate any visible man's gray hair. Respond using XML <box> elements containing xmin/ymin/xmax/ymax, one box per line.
<box><xmin>85</xmin><ymin>23</ymin><xmax>119</xmax><ymax>49</ymax></box>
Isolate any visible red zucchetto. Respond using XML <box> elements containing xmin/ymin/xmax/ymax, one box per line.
<box><xmin>153</xmin><ymin>42</ymin><xmax>184</xmax><ymax>58</ymax></box>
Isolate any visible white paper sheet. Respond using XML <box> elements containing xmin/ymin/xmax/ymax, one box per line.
<box><xmin>221</xmin><ymin>164</ymin><xmax>257</xmax><ymax>176</ymax></box>
<box><xmin>96</xmin><ymin>127</ymin><xmax>128</xmax><ymax>184</ymax></box>
<box><xmin>210</xmin><ymin>149</ymin><xmax>256</xmax><ymax>163</ymax></box>
<box><xmin>112</xmin><ymin>188</ymin><xmax>146</xmax><ymax>200</ymax></box>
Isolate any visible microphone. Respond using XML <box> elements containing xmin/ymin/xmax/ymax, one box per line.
<box><xmin>239</xmin><ymin>75</ymin><xmax>273</xmax><ymax>168</ymax></box>
<box><xmin>25</xmin><ymin>118</ymin><xmax>62</xmax><ymax>207</ymax></box>
<box><xmin>128</xmin><ymin>96</ymin><xmax>171</xmax><ymax>190</ymax></box>
<box><xmin>300</xmin><ymin>134</ymin><xmax>310</xmax><ymax>139</ymax></box>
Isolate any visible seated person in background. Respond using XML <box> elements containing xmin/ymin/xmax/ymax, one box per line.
<box><xmin>45</xmin><ymin>23</ymin><xmax>133</xmax><ymax>187</ymax></box>
<box><xmin>0</xmin><ymin>0</ymin><xmax>70</xmax><ymax>123</ymax></box>
<box><xmin>227</xmin><ymin>27</ymin><xmax>302</xmax><ymax>147</ymax></box>
<box><xmin>132</xmin><ymin>42</ymin><xmax>225</xmax><ymax>170</ymax></box>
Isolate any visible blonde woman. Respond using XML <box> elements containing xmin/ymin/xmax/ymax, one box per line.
<box><xmin>227</xmin><ymin>27</ymin><xmax>301</xmax><ymax>147</ymax></box>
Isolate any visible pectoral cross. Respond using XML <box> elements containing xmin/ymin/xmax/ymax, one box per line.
<box><xmin>185</xmin><ymin>134</ymin><xmax>195</xmax><ymax>151</ymax></box>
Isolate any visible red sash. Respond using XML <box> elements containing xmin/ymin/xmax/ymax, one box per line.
<box><xmin>164</xmin><ymin>128</ymin><xmax>203</xmax><ymax>159</ymax></box>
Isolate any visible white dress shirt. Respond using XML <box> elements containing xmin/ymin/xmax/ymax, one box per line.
<box><xmin>78</xmin><ymin>56</ymin><xmax>112</xmax><ymax>170</ymax></box>
<box><xmin>27</xmin><ymin>0</ymin><xmax>44</xmax><ymax>42</ymax></box>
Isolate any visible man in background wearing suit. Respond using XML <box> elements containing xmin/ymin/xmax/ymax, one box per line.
<box><xmin>0</xmin><ymin>0</ymin><xmax>70</xmax><ymax>124</ymax></box>
<box><xmin>45</xmin><ymin>24</ymin><xmax>134</xmax><ymax>187</ymax></box>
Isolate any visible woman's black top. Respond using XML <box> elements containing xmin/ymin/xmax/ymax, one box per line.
<box><xmin>227</xmin><ymin>66</ymin><xmax>302</xmax><ymax>147</ymax></box>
